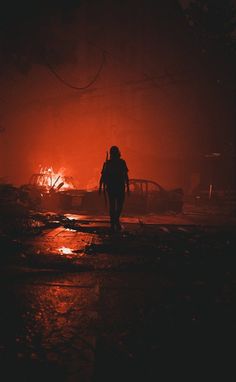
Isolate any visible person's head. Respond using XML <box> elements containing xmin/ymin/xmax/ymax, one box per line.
<box><xmin>110</xmin><ymin>145</ymin><xmax>121</xmax><ymax>159</ymax></box>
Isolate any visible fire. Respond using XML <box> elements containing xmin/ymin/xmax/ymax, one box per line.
<box><xmin>34</xmin><ymin>166</ymin><xmax>75</xmax><ymax>191</ymax></box>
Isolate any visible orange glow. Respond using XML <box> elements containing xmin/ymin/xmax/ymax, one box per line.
<box><xmin>58</xmin><ymin>246</ymin><xmax>73</xmax><ymax>255</ymax></box>
<box><xmin>36</xmin><ymin>166</ymin><xmax>75</xmax><ymax>191</ymax></box>
<box><xmin>3</xmin><ymin>0</ymin><xmax>232</xmax><ymax>195</ymax></box>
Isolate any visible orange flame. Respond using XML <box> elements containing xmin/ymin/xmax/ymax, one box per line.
<box><xmin>37</xmin><ymin>166</ymin><xmax>74</xmax><ymax>191</ymax></box>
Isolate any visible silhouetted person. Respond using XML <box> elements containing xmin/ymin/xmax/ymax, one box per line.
<box><xmin>99</xmin><ymin>146</ymin><xmax>129</xmax><ymax>232</ymax></box>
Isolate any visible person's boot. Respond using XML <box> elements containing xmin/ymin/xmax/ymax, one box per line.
<box><xmin>115</xmin><ymin>217</ymin><xmax>121</xmax><ymax>231</ymax></box>
<box><xmin>110</xmin><ymin>216</ymin><xmax>115</xmax><ymax>233</ymax></box>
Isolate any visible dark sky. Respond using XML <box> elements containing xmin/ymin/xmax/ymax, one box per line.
<box><xmin>0</xmin><ymin>0</ymin><xmax>235</xmax><ymax>189</ymax></box>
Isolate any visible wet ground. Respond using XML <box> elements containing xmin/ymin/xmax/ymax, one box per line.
<box><xmin>0</xmin><ymin>204</ymin><xmax>236</xmax><ymax>381</ymax></box>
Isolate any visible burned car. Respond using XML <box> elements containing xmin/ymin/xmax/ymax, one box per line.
<box><xmin>79</xmin><ymin>179</ymin><xmax>184</xmax><ymax>214</ymax></box>
<box><xmin>18</xmin><ymin>168</ymin><xmax>78</xmax><ymax>210</ymax></box>
<box><xmin>125</xmin><ymin>179</ymin><xmax>183</xmax><ymax>213</ymax></box>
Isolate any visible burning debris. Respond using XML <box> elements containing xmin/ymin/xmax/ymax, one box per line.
<box><xmin>18</xmin><ymin>167</ymin><xmax>78</xmax><ymax>210</ymax></box>
<box><xmin>29</xmin><ymin>167</ymin><xmax>75</xmax><ymax>192</ymax></box>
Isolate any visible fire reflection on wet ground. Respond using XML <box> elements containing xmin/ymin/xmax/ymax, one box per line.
<box><xmin>0</xmin><ymin>273</ymin><xmax>99</xmax><ymax>381</ymax></box>
<box><xmin>30</xmin><ymin>226</ymin><xmax>98</xmax><ymax>260</ymax></box>
<box><xmin>0</xmin><ymin>212</ymin><xmax>236</xmax><ymax>381</ymax></box>
<box><xmin>58</xmin><ymin>246</ymin><xmax>73</xmax><ymax>255</ymax></box>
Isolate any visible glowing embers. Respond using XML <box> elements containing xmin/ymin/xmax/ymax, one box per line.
<box><xmin>58</xmin><ymin>246</ymin><xmax>74</xmax><ymax>255</ymax></box>
<box><xmin>30</xmin><ymin>166</ymin><xmax>75</xmax><ymax>191</ymax></box>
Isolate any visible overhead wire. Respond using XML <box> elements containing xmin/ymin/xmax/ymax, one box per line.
<box><xmin>85</xmin><ymin>39</ymin><xmax>189</xmax><ymax>97</ymax></box>
<box><xmin>45</xmin><ymin>50</ymin><xmax>106</xmax><ymax>90</ymax></box>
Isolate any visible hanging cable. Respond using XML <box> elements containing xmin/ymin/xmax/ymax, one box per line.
<box><xmin>45</xmin><ymin>50</ymin><xmax>106</xmax><ymax>90</ymax></box>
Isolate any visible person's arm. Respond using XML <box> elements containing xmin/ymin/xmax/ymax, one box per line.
<box><xmin>99</xmin><ymin>175</ymin><xmax>103</xmax><ymax>194</ymax></box>
<box><xmin>126</xmin><ymin>174</ymin><xmax>130</xmax><ymax>194</ymax></box>
<box><xmin>124</xmin><ymin>161</ymin><xmax>129</xmax><ymax>194</ymax></box>
<box><xmin>99</xmin><ymin>163</ymin><xmax>106</xmax><ymax>194</ymax></box>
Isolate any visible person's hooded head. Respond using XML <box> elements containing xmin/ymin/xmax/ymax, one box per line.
<box><xmin>110</xmin><ymin>146</ymin><xmax>121</xmax><ymax>160</ymax></box>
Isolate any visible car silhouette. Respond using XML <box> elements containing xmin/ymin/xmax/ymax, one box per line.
<box><xmin>79</xmin><ymin>179</ymin><xmax>184</xmax><ymax>214</ymax></box>
<box><xmin>17</xmin><ymin>175</ymin><xmax>184</xmax><ymax>214</ymax></box>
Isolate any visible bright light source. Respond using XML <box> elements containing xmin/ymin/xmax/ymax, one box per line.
<box><xmin>58</xmin><ymin>247</ymin><xmax>73</xmax><ymax>255</ymax></box>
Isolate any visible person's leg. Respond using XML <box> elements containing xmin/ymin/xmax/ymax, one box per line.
<box><xmin>115</xmin><ymin>192</ymin><xmax>125</xmax><ymax>230</ymax></box>
<box><xmin>108</xmin><ymin>192</ymin><xmax>116</xmax><ymax>231</ymax></box>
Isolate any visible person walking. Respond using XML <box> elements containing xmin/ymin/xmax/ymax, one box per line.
<box><xmin>99</xmin><ymin>146</ymin><xmax>129</xmax><ymax>232</ymax></box>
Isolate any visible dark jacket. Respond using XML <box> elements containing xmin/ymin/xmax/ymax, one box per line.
<box><xmin>100</xmin><ymin>158</ymin><xmax>129</xmax><ymax>192</ymax></box>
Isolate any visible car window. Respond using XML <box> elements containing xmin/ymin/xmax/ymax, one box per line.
<box><xmin>148</xmin><ymin>182</ymin><xmax>160</xmax><ymax>192</ymax></box>
<box><xmin>130</xmin><ymin>182</ymin><xmax>145</xmax><ymax>194</ymax></box>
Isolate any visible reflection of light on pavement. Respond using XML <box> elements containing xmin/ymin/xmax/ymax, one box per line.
<box><xmin>29</xmin><ymin>284</ymin><xmax>96</xmax><ymax>362</ymax></box>
<box><xmin>66</xmin><ymin>215</ymin><xmax>75</xmax><ymax>220</ymax></box>
<box><xmin>65</xmin><ymin>228</ymin><xmax>76</xmax><ymax>232</ymax></box>
<box><xmin>58</xmin><ymin>247</ymin><xmax>73</xmax><ymax>255</ymax></box>
<box><xmin>65</xmin><ymin>213</ymin><xmax>89</xmax><ymax>221</ymax></box>
<box><xmin>65</xmin><ymin>214</ymin><xmax>79</xmax><ymax>220</ymax></box>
